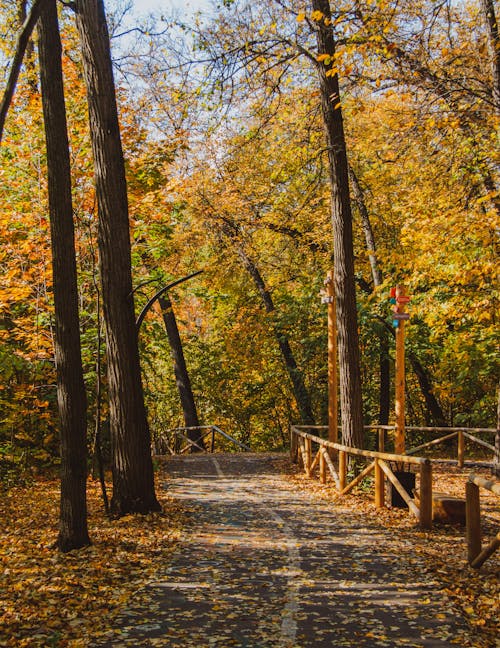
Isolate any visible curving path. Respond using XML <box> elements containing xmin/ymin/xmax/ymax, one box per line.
<box><xmin>93</xmin><ymin>453</ymin><xmax>476</xmax><ymax>647</ymax></box>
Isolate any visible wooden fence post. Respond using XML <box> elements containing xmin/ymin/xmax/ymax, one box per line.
<box><xmin>419</xmin><ymin>461</ymin><xmax>432</xmax><ymax>529</ymax></box>
<box><xmin>466</xmin><ymin>480</ymin><xmax>482</xmax><ymax>564</ymax></box>
<box><xmin>457</xmin><ymin>430</ymin><xmax>464</xmax><ymax>468</ymax></box>
<box><xmin>378</xmin><ymin>428</ymin><xmax>385</xmax><ymax>453</ymax></box>
<box><xmin>319</xmin><ymin>449</ymin><xmax>326</xmax><ymax>484</ymax></box>
<box><xmin>305</xmin><ymin>437</ymin><xmax>312</xmax><ymax>477</ymax></box>
<box><xmin>290</xmin><ymin>428</ymin><xmax>298</xmax><ymax>463</ymax></box>
<box><xmin>339</xmin><ymin>450</ymin><xmax>347</xmax><ymax>491</ymax></box>
<box><xmin>374</xmin><ymin>458</ymin><xmax>384</xmax><ymax>508</ymax></box>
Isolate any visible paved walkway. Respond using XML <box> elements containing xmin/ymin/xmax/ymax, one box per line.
<box><xmin>93</xmin><ymin>453</ymin><xmax>475</xmax><ymax>647</ymax></box>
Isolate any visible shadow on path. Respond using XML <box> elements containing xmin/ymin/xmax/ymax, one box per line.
<box><xmin>92</xmin><ymin>453</ymin><xmax>474</xmax><ymax>647</ymax></box>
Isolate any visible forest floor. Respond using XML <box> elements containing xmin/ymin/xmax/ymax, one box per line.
<box><xmin>0</xmin><ymin>453</ymin><xmax>498</xmax><ymax>647</ymax></box>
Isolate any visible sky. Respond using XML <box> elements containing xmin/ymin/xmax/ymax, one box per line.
<box><xmin>130</xmin><ymin>0</ymin><xmax>213</xmax><ymax>17</ymax></box>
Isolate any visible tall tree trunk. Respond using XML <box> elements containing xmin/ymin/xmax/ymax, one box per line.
<box><xmin>312</xmin><ymin>0</ymin><xmax>364</xmax><ymax>447</ymax></box>
<box><xmin>75</xmin><ymin>0</ymin><xmax>160</xmax><ymax>515</ymax></box>
<box><xmin>349</xmin><ymin>166</ymin><xmax>389</xmax><ymax>424</ymax></box>
<box><xmin>235</xmin><ymin>246</ymin><xmax>315</xmax><ymax>426</ymax></box>
<box><xmin>38</xmin><ymin>0</ymin><xmax>90</xmax><ymax>551</ymax></box>
<box><xmin>157</xmin><ymin>294</ymin><xmax>204</xmax><ymax>449</ymax></box>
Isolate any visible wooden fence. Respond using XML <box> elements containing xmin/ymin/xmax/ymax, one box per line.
<box><xmin>466</xmin><ymin>474</ymin><xmax>500</xmax><ymax>568</ymax></box>
<box><xmin>291</xmin><ymin>426</ymin><xmax>433</xmax><ymax>529</ymax></box>
<box><xmin>154</xmin><ymin>425</ymin><xmax>251</xmax><ymax>455</ymax></box>
<box><xmin>365</xmin><ymin>425</ymin><xmax>496</xmax><ymax>468</ymax></box>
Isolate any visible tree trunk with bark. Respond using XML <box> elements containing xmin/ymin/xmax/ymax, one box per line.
<box><xmin>75</xmin><ymin>0</ymin><xmax>160</xmax><ymax>515</ymax></box>
<box><xmin>311</xmin><ymin>0</ymin><xmax>364</xmax><ymax>447</ymax></box>
<box><xmin>235</xmin><ymin>246</ymin><xmax>315</xmax><ymax>426</ymax></box>
<box><xmin>38</xmin><ymin>0</ymin><xmax>90</xmax><ymax>551</ymax></box>
<box><xmin>157</xmin><ymin>294</ymin><xmax>204</xmax><ymax>449</ymax></box>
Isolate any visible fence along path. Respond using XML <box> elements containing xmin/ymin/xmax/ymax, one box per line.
<box><xmin>92</xmin><ymin>453</ymin><xmax>475</xmax><ymax>647</ymax></box>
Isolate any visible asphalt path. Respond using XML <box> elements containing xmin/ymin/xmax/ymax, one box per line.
<box><xmin>92</xmin><ymin>453</ymin><xmax>475</xmax><ymax>647</ymax></box>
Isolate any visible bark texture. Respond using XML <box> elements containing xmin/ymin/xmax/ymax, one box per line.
<box><xmin>38</xmin><ymin>0</ymin><xmax>90</xmax><ymax>551</ymax></box>
<box><xmin>75</xmin><ymin>0</ymin><xmax>160</xmax><ymax>515</ymax></box>
<box><xmin>311</xmin><ymin>0</ymin><xmax>364</xmax><ymax>447</ymax></box>
<box><xmin>158</xmin><ymin>294</ymin><xmax>204</xmax><ymax>448</ymax></box>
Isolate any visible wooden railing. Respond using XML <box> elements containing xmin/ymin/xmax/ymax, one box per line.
<box><xmin>291</xmin><ymin>426</ymin><xmax>433</xmax><ymax>529</ymax></box>
<box><xmin>365</xmin><ymin>425</ymin><xmax>496</xmax><ymax>468</ymax></box>
<box><xmin>154</xmin><ymin>425</ymin><xmax>251</xmax><ymax>455</ymax></box>
<box><xmin>466</xmin><ymin>473</ymin><xmax>500</xmax><ymax>568</ymax></box>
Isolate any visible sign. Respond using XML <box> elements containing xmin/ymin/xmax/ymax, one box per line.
<box><xmin>392</xmin><ymin>312</ymin><xmax>410</xmax><ymax>320</ymax></box>
<box><xmin>397</xmin><ymin>295</ymin><xmax>410</xmax><ymax>304</ymax></box>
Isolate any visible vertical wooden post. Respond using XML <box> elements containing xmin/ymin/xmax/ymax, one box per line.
<box><xmin>305</xmin><ymin>437</ymin><xmax>312</xmax><ymax>477</ymax></box>
<box><xmin>419</xmin><ymin>461</ymin><xmax>432</xmax><ymax>529</ymax></box>
<box><xmin>466</xmin><ymin>480</ymin><xmax>482</xmax><ymax>564</ymax></box>
<box><xmin>290</xmin><ymin>427</ymin><xmax>298</xmax><ymax>463</ymax></box>
<box><xmin>339</xmin><ymin>450</ymin><xmax>347</xmax><ymax>491</ymax></box>
<box><xmin>457</xmin><ymin>430</ymin><xmax>464</xmax><ymax>468</ymax></box>
<box><xmin>375</xmin><ymin>459</ymin><xmax>385</xmax><ymax>508</ymax></box>
<box><xmin>394</xmin><ymin>285</ymin><xmax>407</xmax><ymax>455</ymax></box>
<box><xmin>378</xmin><ymin>428</ymin><xmax>385</xmax><ymax>453</ymax></box>
<box><xmin>374</xmin><ymin>458</ymin><xmax>384</xmax><ymax>508</ymax></box>
<box><xmin>319</xmin><ymin>449</ymin><xmax>326</xmax><ymax>484</ymax></box>
<box><xmin>211</xmin><ymin>427</ymin><xmax>215</xmax><ymax>453</ymax></box>
<box><xmin>326</xmin><ymin>270</ymin><xmax>338</xmax><ymax>446</ymax></box>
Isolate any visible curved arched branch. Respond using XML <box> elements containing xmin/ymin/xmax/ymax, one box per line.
<box><xmin>135</xmin><ymin>270</ymin><xmax>204</xmax><ymax>331</ymax></box>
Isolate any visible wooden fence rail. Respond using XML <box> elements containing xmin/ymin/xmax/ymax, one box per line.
<box><xmin>466</xmin><ymin>474</ymin><xmax>500</xmax><ymax>568</ymax></box>
<box><xmin>365</xmin><ymin>425</ymin><xmax>496</xmax><ymax>468</ymax></box>
<box><xmin>291</xmin><ymin>426</ymin><xmax>433</xmax><ymax>529</ymax></box>
<box><xmin>154</xmin><ymin>425</ymin><xmax>251</xmax><ymax>455</ymax></box>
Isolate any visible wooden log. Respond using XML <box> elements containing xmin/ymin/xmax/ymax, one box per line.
<box><xmin>466</xmin><ymin>480</ymin><xmax>482</xmax><ymax>564</ymax></box>
<box><xmin>374</xmin><ymin>458</ymin><xmax>384</xmax><ymax>508</ymax></box>
<box><xmin>298</xmin><ymin>438</ymin><xmax>306</xmax><ymax>471</ymax></box>
<box><xmin>294</xmin><ymin>429</ymin><xmax>427</xmax><ymax>465</ymax></box>
<box><xmin>339</xmin><ymin>450</ymin><xmax>347</xmax><ymax>491</ymax></box>
<box><xmin>340</xmin><ymin>461</ymin><xmax>375</xmax><ymax>496</ymax></box>
<box><xmin>319</xmin><ymin>449</ymin><xmax>326</xmax><ymax>484</ymax></box>
<box><xmin>309</xmin><ymin>448</ymin><xmax>321</xmax><ymax>474</ymax></box>
<box><xmin>457</xmin><ymin>430</ymin><xmax>464</xmax><ymax>468</ymax></box>
<box><xmin>379</xmin><ymin>460</ymin><xmax>420</xmax><ymax>520</ymax></box>
<box><xmin>406</xmin><ymin>431</ymin><xmax>458</xmax><ymax>456</ymax></box>
<box><xmin>378</xmin><ymin>429</ymin><xmax>385</xmax><ymax>453</ymax></box>
<box><xmin>419</xmin><ymin>462</ymin><xmax>433</xmax><ymax>529</ymax></box>
<box><xmin>320</xmin><ymin>447</ymin><xmax>340</xmax><ymax>490</ymax></box>
<box><xmin>470</xmin><ymin>532</ymin><xmax>500</xmax><ymax>569</ymax></box>
<box><xmin>415</xmin><ymin>492</ymin><xmax>466</xmax><ymax>525</ymax></box>
<box><xmin>305</xmin><ymin>437</ymin><xmax>312</xmax><ymax>477</ymax></box>
<box><xmin>468</xmin><ymin>473</ymin><xmax>500</xmax><ymax>495</ymax></box>
<box><xmin>463</xmin><ymin>433</ymin><xmax>496</xmax><ymax>453</ymax></box>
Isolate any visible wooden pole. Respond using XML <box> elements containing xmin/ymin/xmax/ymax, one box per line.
<box><xmin>374</xmin><ymin>458</ymin><xmax>384</xmax><ymax>508</ymax></box>
<box><xmin>326</xmin><ymin>270</ymin><xmax>338</xmax><ymax>446</ymax></box>
<box><xmin>319</xmin><ymin>449</ymin><xmax>326</xmax><ymax>484</ymax></box>
<box><xmin>419</xmin><ymin>461</ymin><xmax>433</xmax><ymax>529</ymax></box>
<box><xmin>305</xmin><ymin>437</ymin><xmax>312</xmax><ymax>477</ymax></box>
<box><xmin>457</xmin><ymin>430</ymin><xmax>464</xmax><ymax>468</ymax></box>
<box><xmin>339</xmin><ymin>450</ymin><xmax>347</xmax><ymax>491</ymax></box>
<box><xmin>466</xmin><ymin>480</ymin><xmax>482</xmax><ymax>564</ymax></box>
<box><xmin>394</xmin><ymin>285</ymin><xmax>408</xmax><ymax>454</ymax></box>
<box><xmin>378</xmin><ymin>428</ymin><xmax>385</xmax><ymax>453</ymax></box>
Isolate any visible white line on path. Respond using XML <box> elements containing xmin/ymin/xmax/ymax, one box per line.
<box><xmin>211</xmin><ymin>457</ymin><xmax>300</xmax><ymax>647</ymax></box>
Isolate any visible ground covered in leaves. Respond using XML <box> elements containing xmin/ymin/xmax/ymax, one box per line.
<box><xmin>287</xmin><ymin>460</ymin><xmax>499</xmax><ymax>648</ymax></box>
<box><xmin>1</xmin><ymin>456</ymin><xmax>498</xmax><ymax>647</ymax></box>
<box><xmin>0</xmin><ymin>473</ymin><xmax>185</xmax><ymax>647</ymax></box>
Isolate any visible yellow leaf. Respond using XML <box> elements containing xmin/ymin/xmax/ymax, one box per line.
<box><xmin>297</xmin><ymin>12</ymin><xmax>306</xmax><ymax>22</ymax></box>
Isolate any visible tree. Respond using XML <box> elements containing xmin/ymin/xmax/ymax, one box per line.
<box><xmin>310</xmin><ymin>0</ymin><xmax>364</xmax><ymax>447</ymax></box>
<box><xmin>74</xmin><ymin>0</ymin><xmax>160</xmax><ymax>515</ymax></box>
<box><xmin>38</xmin><ymin>0</ymin><xmax>90</xmax><ymax>550</ymax></box>
<box><xmin>158</xmin><ymin>293</ymin><xmax>203</xmax><ymax>445</ymax></box>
